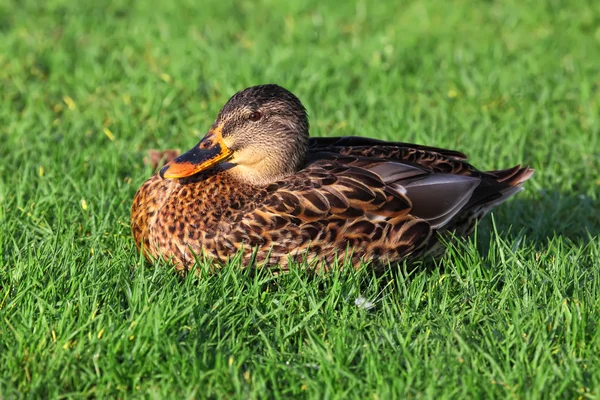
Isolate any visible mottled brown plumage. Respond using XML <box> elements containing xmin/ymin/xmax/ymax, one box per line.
<box><xmin>131</xmin><ymin>84</ymin><xmax>534</xmax><ymax>272</ymax></box>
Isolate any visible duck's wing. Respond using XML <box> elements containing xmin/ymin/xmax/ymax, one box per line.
<box><xmin>308</xmin><ymin>136</ymin><xmax>534</xmax><ymax>213</ymax></box>
<box><xmin>299</xmin><ymin>155</ymin><xmax>486</xmax><ymax>230</ymax></box>
<box><xmin>224</xmin><ymin>153</ymin><xmax>519</xmax><ymax>266</ymax></box>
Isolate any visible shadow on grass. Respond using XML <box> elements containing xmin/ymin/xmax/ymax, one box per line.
<box><xmin>480</xmin><ymin>190</ymin><xmax>599</xmax><ymax>246</ymax></box>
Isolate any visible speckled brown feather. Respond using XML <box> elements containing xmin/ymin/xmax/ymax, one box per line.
<box><xmin>131</xmin><ymin>136</ymin><xmax>533</xmax><ymax>272</ymax></box>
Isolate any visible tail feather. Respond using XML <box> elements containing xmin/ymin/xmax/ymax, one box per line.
<box><xmin>489</xmin><ymin>165</ymin><xmax>535</xmax><ymax>187</ymax></box>
<box><xmin>464</xmin><ymin>165</ymin><xmax>534</xmax><ymax>212</ymax></box>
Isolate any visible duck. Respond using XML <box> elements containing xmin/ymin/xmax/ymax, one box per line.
<box><xmin>131</xmin><ymin>84</ymin><xmax>534</xmax><ymax>273</ymax></box>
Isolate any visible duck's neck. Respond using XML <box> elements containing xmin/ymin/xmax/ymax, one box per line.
<box><xmin>225</xmin><ymin>158</ymin><xmax>299</xmax><ymax>186</ymax></box>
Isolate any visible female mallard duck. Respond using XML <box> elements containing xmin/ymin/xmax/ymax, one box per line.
<box><xmin>131</xmin><ymin>84</ymin><xmax>533</xmax><ymax>272</ymax></box>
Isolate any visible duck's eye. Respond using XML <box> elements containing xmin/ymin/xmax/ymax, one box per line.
<box><xmin>248</xmin><ymin>111</ymin><xmax>262</xmax><ymax>122</ymax></box>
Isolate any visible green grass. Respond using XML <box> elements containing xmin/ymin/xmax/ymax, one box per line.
<box><xmin>1</xmin><ymin>0</ymin><xmax>599</xmax><ymax>398</ymax></box>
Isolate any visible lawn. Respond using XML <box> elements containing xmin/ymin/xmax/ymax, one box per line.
<box><xmin>1</xmin><ymin>0</ymin><xmax>599</xmax><ymax>398</ymax></box>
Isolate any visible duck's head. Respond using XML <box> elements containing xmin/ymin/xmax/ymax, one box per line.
<box><xmin>160</xmin><ymin>84</ymin><xmax>309</xmax><ymax>185</ymax></box>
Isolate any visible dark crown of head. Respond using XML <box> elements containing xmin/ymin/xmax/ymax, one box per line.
<box><xmin>222</xmin><ymin>84</ymin><xmax>307</xmax><ymax>116</ymax></box>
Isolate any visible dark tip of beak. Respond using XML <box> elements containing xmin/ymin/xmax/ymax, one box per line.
<box><xmin>159</xmin><ymin>165</ymin><xmax>168</xmax><ymax>179</ymax></box>
<box><xmin>156</xmin><ymin>141</ymin><xmax>230</xmax><ymax>180</ymax></box>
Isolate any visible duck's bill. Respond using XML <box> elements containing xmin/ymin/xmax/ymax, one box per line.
<box><xmin>160</xmin><ymin>129</ymin><xmax>233</xmax><ymax>179</ymax></box>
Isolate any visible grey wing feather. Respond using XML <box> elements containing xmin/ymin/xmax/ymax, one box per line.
<box><xmin>365</xmin><ymin>161</ymin><xmax>482</xmax><ymax>229</ymax></box>
<box><xmin>402</xmin><ymin>174</ymin><xmax>481</xmax><ymax>229</ymax></box>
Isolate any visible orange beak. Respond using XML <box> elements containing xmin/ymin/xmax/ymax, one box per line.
<box><xmin>160</xmin><ymin>126</ymin><xmax>233</xmax><ymax>179</ymax></box>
